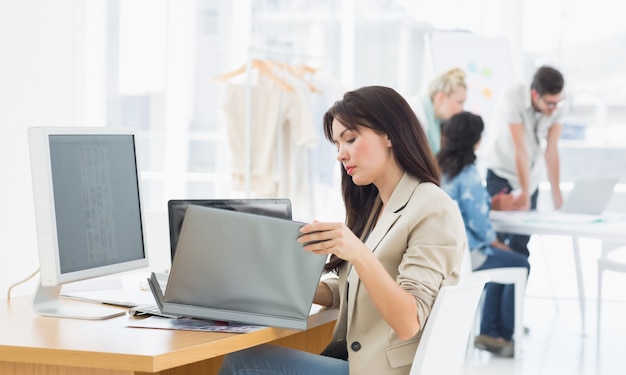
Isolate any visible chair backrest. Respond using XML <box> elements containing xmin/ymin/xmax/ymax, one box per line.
<box><xmin>459</xmin><ymin>244</ymin><xmax>473</xmax><ymax>280</ymax></box>
<box><xmin>410</xmin><ymin>274</ymin><xmax>488</xmax><ymax>375</ymax></box>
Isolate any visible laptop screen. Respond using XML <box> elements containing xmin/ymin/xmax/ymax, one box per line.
<box><xmin>167</xmin><ymin>199</ymin><xmax>292</xmax><ymax>260</ymax></box>
<box><xmin>560</xmin><ymin>177</ymin><xmax>618</xmax><ymax>215</ymax></box>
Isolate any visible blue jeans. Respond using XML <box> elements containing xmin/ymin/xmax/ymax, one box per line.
<box><xmin>475</xmin><ymin>247</ymin><xmax>530</xmax><ymax>341</ymax></box>
<box><xmin>485</xmin><ymin>169</ymin><xmax>538</xmax><ymax>257</ymax></box>
<box><xmin>218</xmin><ymin>344</ymin><xmax>349</xmax><ymax>375</ymax></box>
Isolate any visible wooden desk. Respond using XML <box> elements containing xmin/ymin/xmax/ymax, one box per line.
<box><xmin>490</xmin><ymin>211</ymin><xmax>626</xmax><ymax>334</ymax></box>
<box><xmin>0</xmin><ymin>295</ymin><xmax>337</xmax><ymax>375</ymax></box>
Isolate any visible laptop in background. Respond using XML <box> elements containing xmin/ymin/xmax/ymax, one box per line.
<box><xmin>560</xmin><ymin>177</ymin><xmax>619</xmax><ymax>215</ymax></box>
<box><xmin>154</xmin><ymin>204</ymin><xmax>326</xmax><ymax>330</ymax></box>
<box><xmin>514</xmin><ymin>177</ymin><xmax>621</xmax><ymax>224</ymax></box>
<box><xmin>491</xmin><ymin>177</ymin><xmax>619</xmax><ymax>224</ymax></box>
<box><xmin>167</xmin><ymin>199</ymin><xmax>292</xmax><ymax>260</ymax></box>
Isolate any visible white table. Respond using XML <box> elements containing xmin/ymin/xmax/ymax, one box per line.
<box><xmin>489</xmin><ymin>211</ymin><xmax>626</xmax><ymax>334</ymax></box>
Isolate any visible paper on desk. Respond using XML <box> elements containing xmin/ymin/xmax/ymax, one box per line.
<box><xmin>127</xmin><ymin>316</ymin><xmax>266</xmax><ymax>333</ymax></box>
<box><xmin>532</xmin><ymin>212</ymin><xmax>603</xmax><ymax>224</ymax></box>
<box><xmin>490</xmin><ymin>210</ymin><xmax>603</xmax><ymax>224</ymax></box>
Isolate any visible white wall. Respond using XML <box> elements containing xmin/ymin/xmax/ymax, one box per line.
<box><xmin>0</xmin><ymin>1</ymin><xmax>187</xmax><ymax>298</ymax></box>
<box><xmin>0</xmin><ymin>1</ymin><xmax>88</xmax><ymax>296</ymax></box>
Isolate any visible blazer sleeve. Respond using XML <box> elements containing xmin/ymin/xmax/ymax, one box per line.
<box><xmin>396</xmin><ymin>186</ymin><xmax>466</xmax><ymax>326</ymax></box>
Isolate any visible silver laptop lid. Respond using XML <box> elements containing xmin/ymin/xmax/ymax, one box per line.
<box><xmin>167</xmin><ymin>199</ymin><xmax>292</xmax><ymax>260</ymax></box>
<box><xmin>163</xmin><ymin>204</ymin><xmax>326</xmax><ymax>330</ymax></box>
<box><xmin>561</xmin><ymin>177</ymin><xmax>618</xmax><ymax>215</ymax></box>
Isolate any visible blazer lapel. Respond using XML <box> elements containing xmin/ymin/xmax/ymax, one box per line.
<box><xmin>364</xmin><ymin>172</ymin><xmax>420</xmax><ymax>251</ymax></box>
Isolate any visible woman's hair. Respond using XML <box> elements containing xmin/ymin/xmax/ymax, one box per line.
<box><xmin>531</xmin><ymin>65</ymin><xmax>564</xmax><ymax>96</ymax></box>
<box><xmin>428</xmin><ymin>68</ymin><xmax>467</xmax><ymax>100</ymax></box>
<box><xmin>322</xmin><ymin>86</ymin><xmax>440</xmax><ymax>273</ymax></box>
<box><xmin>437</xmin><ymin>111</ymin><xmax>484</xmax><ymax>180</ymax></box>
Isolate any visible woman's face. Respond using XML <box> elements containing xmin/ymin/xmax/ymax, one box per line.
<box><xmin>434</xmin><ymin>87</ymin><xmax>467</xmax><ymax>121</ymax></box>
<box><xmin>332</xmin><ymin>119</ymin><xmax>393</xmax><ymax>187</ymax></box>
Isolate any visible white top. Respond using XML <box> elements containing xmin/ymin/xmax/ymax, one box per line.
<box><xmin>485</xmin><ymin>84</ymin><xmax>564</xmax><ymax>192</ymax></box>
<box><xmin>220</xmin><ymin>81</ymin><xmax>318</xmax><ymax>218</ymax></box>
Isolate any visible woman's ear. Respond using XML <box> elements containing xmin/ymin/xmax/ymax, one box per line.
<box><xmin>433</xmin><ymin>91</ymin><xmax>446</xmax><ymax>106</ymax></box>
<box><xmin>474</xmin><ymin>139</ymin><xmax>482</xmax><ymax>151</ymax></box>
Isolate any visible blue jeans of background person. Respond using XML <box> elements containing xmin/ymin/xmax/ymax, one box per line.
<box><xmin>218</xmin><ymin>344</ymin><xmax>349</xmax><ymax>375</ymax></box>
<box><xmin>474</xmin><ymin>247</ymin><xmax>531</xmax><ymax>341</ymax></box>
<box><xmin>485</xmin><ymin>169</ymin><xmax>539</xmax><ymax>257</ymax></box>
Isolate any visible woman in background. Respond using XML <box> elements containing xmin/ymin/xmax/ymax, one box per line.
<box><xmin>438</xmin><ymin>111</ymin><xmax>530</xmax><ymax>358</ymax></box>
<box><xmin>218</xmin><ymin>86</ymin><xmax>467</xmax><ymax>375</ymax></box>
<box><xmin>412</xmin><ymin>67</ymin><xmax>467</xmax><ymax>154</ymax></box>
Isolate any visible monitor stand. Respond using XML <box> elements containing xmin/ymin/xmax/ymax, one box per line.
<box><xmin>32</xmin><ymin>283</ymin><xmax>125</xmax><ymax>320</ymax></box>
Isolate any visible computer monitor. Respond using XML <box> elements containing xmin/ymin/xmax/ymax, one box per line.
<box><xmin>28</xmin><ymin>127</ymin><xmax>148</xmax><ymax>319</ymax></box>
<box><xmin>167</xmin><ymin>199</ymin><xmax>292</xmax><ymax>260</ymax></box>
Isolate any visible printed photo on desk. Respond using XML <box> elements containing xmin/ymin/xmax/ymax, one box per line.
<box><xmin>127</xmin><ymin>316</ymin><xmax>265</xmax><ymax>333</ymax></box>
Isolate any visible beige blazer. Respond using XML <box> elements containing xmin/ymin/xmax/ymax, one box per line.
<box><xmin>322</xmin><ymin>173</ymin><xmax>466</xmax><ymax>375</ymax></box>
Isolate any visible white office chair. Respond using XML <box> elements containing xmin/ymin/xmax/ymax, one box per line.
<box><xmin>597</xmin><ymin>241</ymin><xmax>626</xmax><ymax>333</ymax></box>
<box><xmin>410</xmin><ymin>273</ymin><xmax>488</xmax><ymax>375</ymax></box>
<box><xmin>462</xmin><ymin>244</ymin><xmax>528</xmax><ymax>358</ymax></box>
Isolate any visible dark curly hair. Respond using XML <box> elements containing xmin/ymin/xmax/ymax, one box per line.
<box><xmin>437</xmin><ymin>111</ymin><xmax>484</xmax><ymax>180</ymax></box>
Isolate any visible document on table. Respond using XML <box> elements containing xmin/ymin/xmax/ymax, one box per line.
<box><xmin>127</xmin><ymin>316</ymin><xmax>266</xmax><ymax>333</ymax></box>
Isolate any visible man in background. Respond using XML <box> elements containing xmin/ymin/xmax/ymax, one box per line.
<box><xmin>485</xmin><ymin>65</ymin><xmax>566</xmax><ymax>257</ymax></box>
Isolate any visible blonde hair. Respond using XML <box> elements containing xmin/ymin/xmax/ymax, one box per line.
<box><xmin>428</xmin><ymin>68</ymin><xmax>467</xmax><ymax>100</ymax></box>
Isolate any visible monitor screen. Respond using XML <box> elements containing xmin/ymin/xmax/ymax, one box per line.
<box><xmin>28</xmin><ymin>127</ymin><xmax>148</xmax><ymax>319</ymax></box>
<box><xmin>167</xmin><ymin>199</ymin><xmax>292</xmax><ymax>260</ymax></box>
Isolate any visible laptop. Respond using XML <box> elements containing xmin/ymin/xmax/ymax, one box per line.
<box><xmin>560</xmin><ymin>177</ymin><xmax>618</xmax><ymax>215</ymax></box>
<box><xmin>149</xmin><ymin>204</ymin><xmax>327</xmax><ymax>330</ymax></box>
<box><xmin>167</xmin><ymin>199</ymin><xmax>292</xmax><ymax>259</ymax></box>
<box><xmin>518</xmin><ymin>177</ymin><xmax>620</xmax><ymax>224</ymax></box>
<box><xmin>130</xmin><ymin>199</ymin><xmax>293</xmax><ymax>318</ymax></box>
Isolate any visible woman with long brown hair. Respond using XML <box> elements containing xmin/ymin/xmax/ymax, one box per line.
<box><xmin>218</xmin><ymin>86</ymin><xmax>466</xmax><ymax>375</ymax></box>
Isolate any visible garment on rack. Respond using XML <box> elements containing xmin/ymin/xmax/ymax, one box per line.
<box><xmin>277</xmin><ymin>87</ymin><xmax>317</xmax><ymax>219</ymax></box>
<box><xmin>220</xmin><ymin>69</ymin><xmax>318</xmax><ymax>219</ymax></box>
<box><xmin>221</xmin><ymin>81</ymin><xmax>284</xmax><ymax>194</ymax></box>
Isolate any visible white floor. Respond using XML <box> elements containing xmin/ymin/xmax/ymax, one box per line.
<box><xmin>463</xmin><ymin>230</ymin><xmax>626</xmax><ymax>375</ymax></box>
<box><xmin>463</xmin><ymin>297</ymin><xmax>626</xmax><ymax>375</ymax></box>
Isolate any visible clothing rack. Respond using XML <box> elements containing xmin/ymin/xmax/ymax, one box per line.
<box><xmin>215</xmin><ymin>46</ymin><xmax>328</xmax><ymax>219</ymax></box>
<box><xmin>241</xmin><ymin>47</ymin><xmax>324</xmax><ymax>200</ymax></box>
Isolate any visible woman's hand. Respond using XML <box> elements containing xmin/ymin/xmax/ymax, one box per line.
<box><xmin>298</xmin><ymin>221</ymin><xmax>368</xmax><ymax>263</ymax></box>
<box><xmin>491</xmin><ymin>192</ymin><xmax>514</xmax><ymax>211</ymax></box>
<box><xmin>300</xmin><ymin>221</ymin><xmax>420</xmax><ymax>340</ymax></box>
<box><xmin>491</xmin><ymin>239</ymin><xmax>512</xmax><ymax>251</ymax></box>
